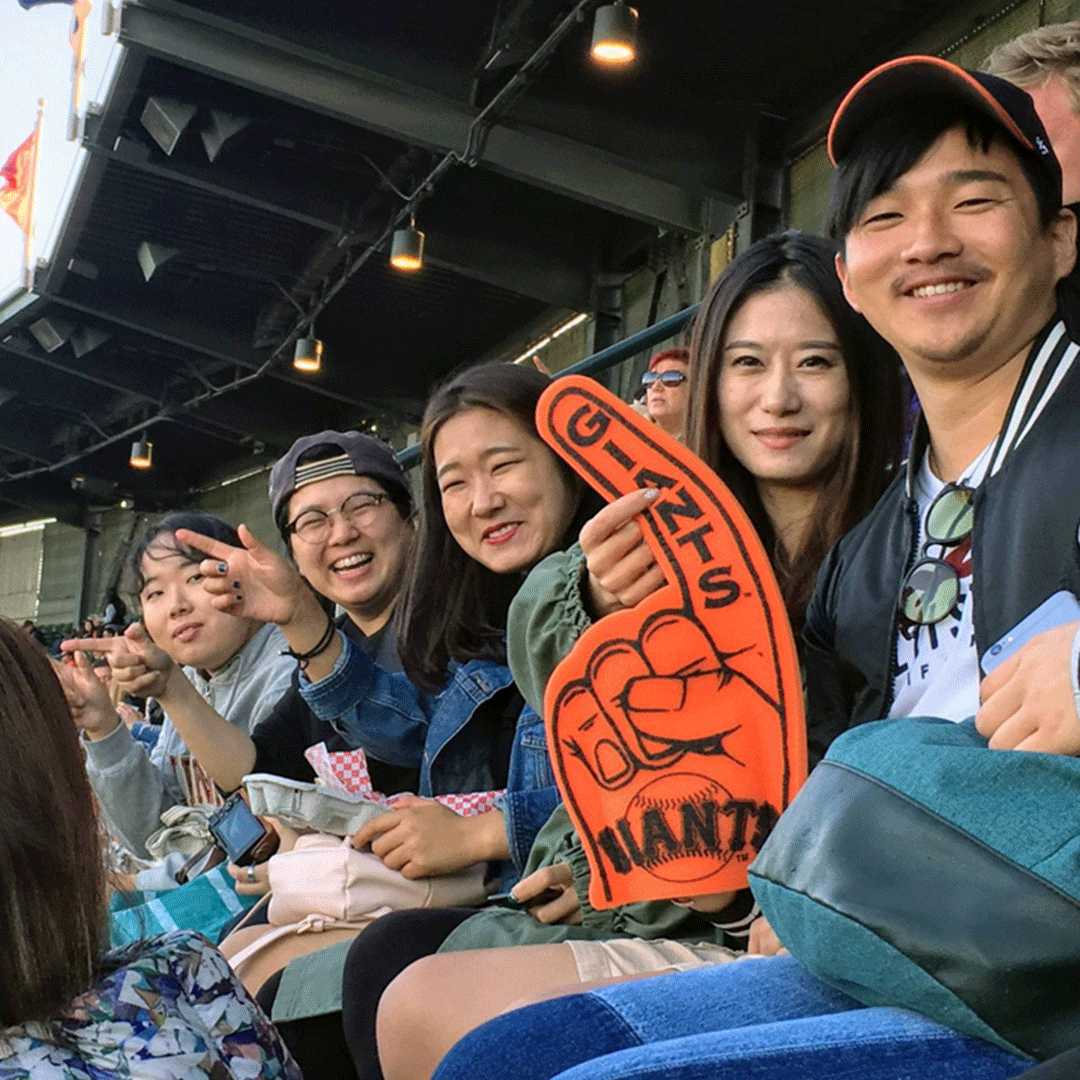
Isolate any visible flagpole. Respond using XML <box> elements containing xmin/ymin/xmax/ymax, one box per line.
<box><xmin>22</xmin><ymin>100</ymin><xmax>44</xmax><ymax>291</ymax></box>
<box><xmin>67</xmin><ymin>1</ymin><xmax>90</xmax><ymax>141</ymax></box>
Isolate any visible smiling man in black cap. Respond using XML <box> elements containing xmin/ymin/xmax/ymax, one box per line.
<box><xmin>807</xmin><ymin>55</ymin><xmax>1079</xmax><ymax>758</ymax></box>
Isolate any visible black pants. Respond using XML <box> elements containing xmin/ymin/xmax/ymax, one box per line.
<box><xmin>259</xmin><ymin>971</ymin><xmax>358</xmax><ymax>1080</ymax></box>
<box><xmin>257</xmin><ymin>908</ymin><xmax>475</xmax><ymax>1080</ymax></box>
<box><xmin>342</xmin><ymin>908</ymin><xmax>477</xmax><ymax>1080</ymax></box>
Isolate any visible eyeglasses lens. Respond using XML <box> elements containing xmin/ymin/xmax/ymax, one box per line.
<box><xmin>925</xmin><ymin>485</ymin><xmax>974</xmax><ymax>544</ymax></box>
<box><xmin>900</xmin><ymin>560</ymin><xmax>961</xmax><ymax>624</ymax></box>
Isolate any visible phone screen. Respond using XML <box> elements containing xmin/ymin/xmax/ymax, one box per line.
<box><xmin>212</xmin><ymin>797</ymin><xmax>267</xmax><ymax>863</ymax></box>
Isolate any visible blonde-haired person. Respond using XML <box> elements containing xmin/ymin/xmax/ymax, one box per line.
<box><xmin>985</xmin><ymin>21</ymin><xmax>1080</xmax><ymax>205</ymax></box>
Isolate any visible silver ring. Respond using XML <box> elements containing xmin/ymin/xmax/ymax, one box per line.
<box><xmin>245</xmin><ymin>865</ymin><xmax>256</xmax><ymax>883</ymax></box>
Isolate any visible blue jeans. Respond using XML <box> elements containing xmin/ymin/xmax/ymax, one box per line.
<box><xmin>431</xmin><ymin>956</ymin><xmax>1031</xmax><ymax>1080</ymax></box>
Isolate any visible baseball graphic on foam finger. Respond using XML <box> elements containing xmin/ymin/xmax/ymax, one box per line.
<box><xmin>623</xmin><ymin>773</ymin><xmax>733</xmax><ymax>883</ymax></box>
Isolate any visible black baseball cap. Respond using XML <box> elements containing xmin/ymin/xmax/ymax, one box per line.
<box><xmin>828</xmin><ymin>55</ymin><xmax>1062</xmax><ymax>202</ymax></box>
<box><xmin>269</xmin><ymin>430</ymin><xmax>411</xmax><ymax>537</ymax></box>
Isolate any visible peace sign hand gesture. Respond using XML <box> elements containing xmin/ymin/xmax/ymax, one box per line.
<box><xmin>538</xmin><ymin>377</ymin><xmax>806</xmax><ymax>908</ymax></box>
<box><xmin>173</xmin><ymin>524</ymin><xmax>313</xmax><ymax>629</ymax></box>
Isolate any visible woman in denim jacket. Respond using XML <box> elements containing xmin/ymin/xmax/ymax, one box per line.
<box><xmin>305</xmin><ymin>362</ymin><xmax>596</xmax><ymax>879</ymax></box>
<box><xmin>185</xmin><ymin>364</ymin><xmax>594</xmax><ymax>887</ymax></box>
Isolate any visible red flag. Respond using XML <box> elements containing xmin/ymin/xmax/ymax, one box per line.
<box><xmin>0</xmin><ymin>130</ymin><xmax>39</xmax><ymax>235</ymax></box>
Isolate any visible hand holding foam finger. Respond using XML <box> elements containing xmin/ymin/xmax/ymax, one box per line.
<box><xmin>538</xmin><ymin>377</ymin><xmax>805</xmax><ymax>907</ymax></box>
<box><xmin>580</xmin><ymin>489</ymin><xmax>665</xmax><ymax>617</ymax></box>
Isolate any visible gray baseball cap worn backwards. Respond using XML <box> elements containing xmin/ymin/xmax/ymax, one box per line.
<box><xmin>269</xmin><ymin>430</ymin><xmax>411</xmax><ymax>535</ymax></box>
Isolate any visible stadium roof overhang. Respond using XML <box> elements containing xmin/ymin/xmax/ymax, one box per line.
<box><xmin>0</xmin><ymin>0</ymin><xmax>965</xmax><ymax>525</ymax></box>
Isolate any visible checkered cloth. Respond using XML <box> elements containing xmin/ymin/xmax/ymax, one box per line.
<box><xmin>304</xmin><ymin>743</ymin><xmax>503</xmax><ymax>817</ymax></box>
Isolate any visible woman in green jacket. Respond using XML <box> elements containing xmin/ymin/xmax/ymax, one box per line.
<box><xmin>359</xmin><ymin>231</ymin><xmax>905</xmax><ymax>1080</ymax></box>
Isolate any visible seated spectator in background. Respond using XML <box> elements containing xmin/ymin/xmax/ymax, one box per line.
<box><xmin>58</xmin><ymin>512</ymin><xmax>296</xmax><ymax>889</ymax></box>
<box><xmin>0</xmin><ymin>616</ymin><xmax>301</xmax><ymax>1080</ymax></box>
<box><xmin>985</xmin><ymin>22</ymin><xmax>1080</xmax><ymax>207</ymax></box>
<box><xmin>101</xmin><ymin>586</ymin><xmax>128</xmax><ymax>630</ymax></box>
<box><xmin>985</xmin><ymin>21</ymin><xmax>1080</xmax><ymax>327</ymax></box>
<box><xmin>369</xmin><ymin>231</ymin><xmax>903</xmax><ymax>1080</ymax></box>
<box><xmin>420</xmin><ymin>56</ymin><xmax>1078</xmax><ymax>1080</ymax></box>
<box><xmin>640</xmin><ymin>347</ymin><xmax>690</xmax><ymax>440</ymax></box>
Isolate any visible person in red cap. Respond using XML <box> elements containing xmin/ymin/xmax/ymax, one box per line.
<box><xmin>408</xmin><ymin>56</ymin><xmax>1080</xmax><ymax>1080</ymax></box>
<box><xmin>640</xmin><ymin>347</ymin><xmax>690</xmax><ymax>441</ymax></box>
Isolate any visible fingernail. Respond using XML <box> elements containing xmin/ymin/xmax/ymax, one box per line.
<box><xmin>232</xmin><ymin>580</ymin><xmax>241</xmax><ymax>589</ymax></box>
<box><xmin>642</xmin><ymin>487</ymin><xmax>660</xmax><ymax>501</ymax></box>
<box><xmin>235</xmin><ymin>593</ymin><xmax>243</xmax><ymax>602</ymax></box>
<box><xmin>217</xmin><ymin>562</ymin><xmax>228</xmax><ymax>574</ymax></box>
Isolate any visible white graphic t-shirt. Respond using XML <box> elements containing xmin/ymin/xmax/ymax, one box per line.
<box><xmin>889</xmin><ymin>443</ymin><xmax>994</xmax><ymax>722</ymax></box>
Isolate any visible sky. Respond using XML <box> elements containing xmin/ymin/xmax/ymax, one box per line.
<box><xmin>0</xmin><ymin>1</ymin><xmax>119</xmax><ymax>296</ymax></box>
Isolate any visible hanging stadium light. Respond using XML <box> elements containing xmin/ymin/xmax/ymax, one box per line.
<box><xmin>130</xmin><ymin>433</ymin><xmax>153</xmax><ymax>470</ymax></box>
<box><xmin>590</xmin><ymin>2</ymin><xmax>638</xmax><ymax>65</ymax></box>
<box><xmin>390</xmin><ymin>217</ymin><xmax>424</xmax><ymax>272</ymax></box>
<box><xmin>293</xmin><ymin>336</ymin><xmax>323</xmax><ymax>374</ymax></box>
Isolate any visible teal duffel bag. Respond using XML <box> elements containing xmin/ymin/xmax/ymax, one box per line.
<box><xmin>749</xmin><ymin>716</ymin><xmax>1080</xmax><ymax>1062</ymax></box>
<box><xmin>110</xmin><ymin>863</ymin><xmax>260</xmax><ymax>948</ymax></box>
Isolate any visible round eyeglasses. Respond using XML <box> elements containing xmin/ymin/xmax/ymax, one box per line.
<box><xmin>898</xmin><ymin>482</ymin><xmax>974</xmax><ymax>625</ymax></box>
<box><xmin>286</xmin><ymin>491</ymin><xmax>389</xmax><ymax>544</ymax></box>
<box><xmin>641</xmin><ymin>369</ymin><xmax>688</xmax><ymax>390</ymax></box>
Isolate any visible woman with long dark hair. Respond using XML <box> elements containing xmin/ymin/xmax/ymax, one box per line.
<box><xmin>371</xmin><ymin>232</ymin><xmax>905</xmax><ymax>1080</ymax></box>
<box><xmin>684</xmin><ymin>229</ymin><xmax>901</xmax><ymax>627</ymax></box>
<box><xmin>0</xmin><ymin>617</ymin><xmax>299</xmax><ymax>1077</ymax></box>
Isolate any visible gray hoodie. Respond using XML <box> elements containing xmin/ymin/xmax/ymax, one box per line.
<box><xmin>85</xmin><ymin>622</ymin><xmax>295</xmax><ymax>873</ymax></box>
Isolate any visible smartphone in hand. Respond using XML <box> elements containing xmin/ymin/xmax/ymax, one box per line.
<box><xmin>981</xmin><ymin>591</ymin><xmax>1080</xmax><ymax>675</ymax></box>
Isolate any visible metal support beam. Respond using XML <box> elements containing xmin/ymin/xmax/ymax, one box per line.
<box><xmin>76</xmin><ymin>512</ymin><xmax>101</xmax><ymax>624</ymax></box>
<box><xmin>87</xmin><ymin>133</ymin><xmax>594</xmax><ymax>309</ymax></box>
<box><xmin>0</xmin><ymin>336</ymin><xmax>159</xmax><ymax>405</ymax></box>
<box><xmin>0</xmin><ymin>337</ymin><xmax>295</xmax><ymax>451</ymax></box>
<box><xmin>39</xmin><ymin>50</ymin><xmax>148</xmax><ymax>298</ymax></box>
<box><xmin>0</xmin><ymin>478</ymin><xmax>84</xmax><ymax>528</ymax></box>
<box><xmin>424</xmin><ymin>226</ymin><xmax>593</xmax><ymax>311</ymax></box>
<box><xmin>83</xmin><ymin>132</ymin><xmax>347</xmax><ymax>233</ymax></box>
<box><xmin>120</xmin><ymin>1</ymin><xmax>738</xmax><ymax>234</ymax></box>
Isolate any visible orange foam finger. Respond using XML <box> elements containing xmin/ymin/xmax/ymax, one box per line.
<box><xmin>539</xmin><ymin>377</ymin><xmax>806</xmax><ymax>908</ymax></box>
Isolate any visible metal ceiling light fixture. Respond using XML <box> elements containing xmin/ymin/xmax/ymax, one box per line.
<box><xmin>28</xmin><ymin>316</ymin><xmax>74</xmax><ymax>353</ymax></box>
<box><xmin>130</xmin><ymin>433</ymin><xmax>153</xmax><ymax>470</ymax></box>
<box><xmin>390</xmin><ymin>216</ymin><xmax>424</xmax><ymax>272</ymax></box>
<box><xmin>70</xmin><ymin>325</ymin><xmax>112</xmax><ymax>358</ymax></box>
<box><xmin>200</xmin><ymin>109</ymin><xmax>253</xmax><ymax>162</ymax></box>
<box><xmin>140</xmin><ymin>96</ymin><xmax>197</xmax><ymax>156</ymax></box>
<box><xmin>137</xmin><ymin>240</ymin><xmax>178</xmax><ymax>282</ymax></box>
<box><xmin>293</xmin><ymin>335</ymin><xmax>323</xmax><ymax>374</ymax></box>
<box><xmin>590</xmin><ymin>1</ymin><xmax>638</xmax><ymax>65</ymax></box>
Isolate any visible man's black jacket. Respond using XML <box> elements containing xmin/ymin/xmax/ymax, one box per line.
<box><xmin>803</xmin><ymin>317</ymin><xmax>1080</xmax><ymax>765</ymax></box>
